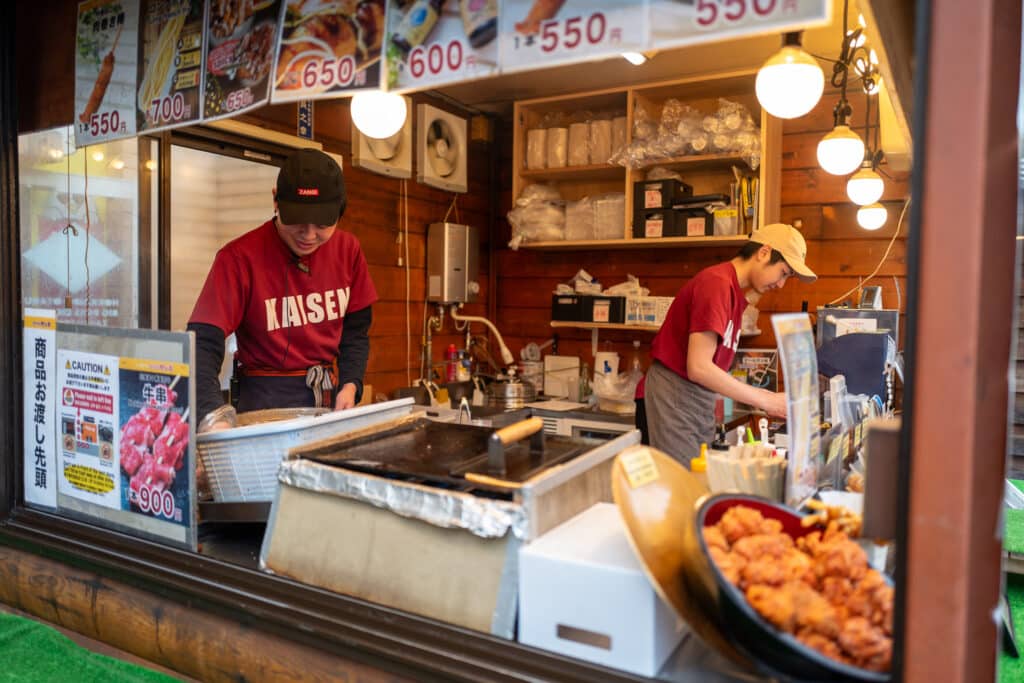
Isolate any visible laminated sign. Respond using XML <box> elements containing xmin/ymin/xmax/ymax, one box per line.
<box><xmin>75</xmin><ymin>0</ymin><xmax>140</xmax><ymax>146</ymax></box>
<box><xmin>136</xmin><ymin>0</ymin><xmax>207</xmax><ymax>133</ymax></box>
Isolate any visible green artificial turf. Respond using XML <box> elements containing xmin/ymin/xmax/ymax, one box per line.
<box><xmin>0</xmin><ymin>612</ymin><xmax>177</xmax><ymax>682</ymax></box>
<box><xmin>1001</xmin><ymin>575</ymin><xmax>1024</xmax><ymax>683</ymax></box>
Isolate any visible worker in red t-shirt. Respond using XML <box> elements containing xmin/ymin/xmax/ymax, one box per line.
<box><xmin>188</xmin><ymin>149</ymin><xmax>378</xmax><ymax>431</ymax></box>
<box><xmin>637</xmin><ymin>223</ymin><xmax>816</xmax><ymax>466</ymax></box>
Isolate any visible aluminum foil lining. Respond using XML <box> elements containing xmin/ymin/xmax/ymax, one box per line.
<box><xmin>277</xmin><ymin>458</ymin><xmax>530</xmax><ymax>540</ymax></box>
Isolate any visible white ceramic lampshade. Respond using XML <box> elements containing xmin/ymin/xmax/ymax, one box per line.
<box><xmin>755</xmin><ymin>44</ymin><xmax>825</xmax><ymax>119</ymax></box>
<box><xmin>857</xmin><ymin>202</ymin><xmax>888</xmax><ymax>230</ymax></box>
<box><xmin>817</xmin><ymin>125</ymin><xmax>865</xmax><ymax>175</ymax></box>
<box><xmin>351</xmin><ymin>91</ymin><xmax>407</xmax><ymax>140</ymax></box>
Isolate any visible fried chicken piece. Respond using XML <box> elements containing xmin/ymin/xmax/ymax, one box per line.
<box><xmin>717</xmin><ymin>506</ymin><xmax>769</xmax><ymax>544</ymax></box>
<box><xmin>838</xmin><ymin>616</ymin><xmax>892</xmax><ymax>672</ymax></box>
<box><xmin>703</xmin><ymin>525</ymin><xmax>729</xmax><ymax>552</ymax></box>
<box><xmin>821</xmin><ymin>576</ymin><xmax>854</xmax><ymax>606</ymax></box>
<box><xmin>741</xmin><ymin>548</ymin><xmax>814</xmax><ymax>589</ymax></box>
<box><xmin>796</xmin><ymin>628</ymin><xmax>843</xmax><ymax>661</ymax></box>
<box><xmin>709</xmin><ymin>546</ymin><xmax>746</xmax><ymax>585</ymax></box>
<box><xmin>785</xmin><ymin>581</ymin><xmax>841</xmax><ymax>638</ymax></box>
<box><xmin>760</xmin><ymin>517</ymin><xmax>784</xmax><ymax>535</ymax></box>
<box><xmin>848</xmin><ymin>569</ymin><xmax>895</xmax><ymax>635</ymax></box>
<box><xmin>747</xmin><ymin>583</ymin><xmax>796</xmax><ymax>632</ymax></box>
<box><xmin>732</xmin><ymin>532</ymin><xmax>794</xmax><ymax>560</ymax></box>
<box><xmin>815</xmin><ymin>537</ymin><xmax>869</xmax><ymax>583</ymax></box>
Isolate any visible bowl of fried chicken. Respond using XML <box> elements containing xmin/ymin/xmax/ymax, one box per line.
<box><xmin>697</xmin><ymin>494</ymin><xmax>893</xmax><ymax>682</ymax></box>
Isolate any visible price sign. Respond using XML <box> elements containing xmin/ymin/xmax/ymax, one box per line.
<box><xmin>649</xmin><ymin>0</ymin><xmax>830</xmax><ymax>50</ymax></box>
<box><xmin>271</xmin><ymin>4</ymin><xmax>383</xmax><ymax>102</ymax></box>
<box><xmin>500</xmin><ymin>1</ymin><xmax>647</xmax><ymax>73</ymax></box>
<box><xmin>74</xmin><ymin>0</ymin><xmax>140</xmax><ymax>147</ymax></box>
<box><xmin>384</xmin><ymin>0</ymin><xmax>498</xmax><ymax>91</ymax></box>
<box><xmin>203</xmin><ymin>0</ymin><xmax>283</xmax><ymax>120</ymax></box>
<box><xmin>137</xmin><ymin>0</ymin><xmax>205</xmax><ymax>133</ymax></box>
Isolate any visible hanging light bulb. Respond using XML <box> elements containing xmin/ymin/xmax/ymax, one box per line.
<box><xmin>350</xmin><ymin>91</ymin><xmax>407</xmax><ymax>140</ymax></box>
<box><xmin>144</xmin><ymin>159</ymin><xmax>157</xmax><ymax>171</ymax></box>
<box><xmin>91</xmin><ymin>150</ymin><xmax>105</xmax><ymax>162</ymax></box>
<box><xmin>817</xmin><ymin>124</ymin><xmax>865</xmax><ymax>175</ymax></box>
<box><xmin>847</xmin><ymin>162</ymin><xmax>885</xmax><ymax>205</ymax></box>
<box><xmin>109</xmin><ymin>158</ymin><xmax>126</xmax><ymax>170</ymax></box>
<box><xmin>857</xmin><ymin>202</ymin><xmax>888</xmax><ymax>230</ymax></box>
<box><xmin>755</xmin><ymin>33</ymin><xmax>825</xmax><ymax>120</ymax></box>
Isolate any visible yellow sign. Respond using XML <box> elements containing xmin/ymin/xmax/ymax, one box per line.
<box><xmin>620</xmin><ymin>447</ymin><xmax>659</xmax><ymax>489</ymax></box>
<box><xmin>64</xmin><ymin>464</ymin><xmax>115</xmax><ymax>495</ymax></box>
<box><xmin>119</xmin><ymin>357</ymin><xmax>189</xmax><ymax>377</ymax></box>
<box><xmin>24</xmin><ymin>315</ymin><xmax>56</xmax><ymax>331</ymax></box>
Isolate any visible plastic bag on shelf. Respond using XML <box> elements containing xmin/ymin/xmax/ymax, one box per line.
<box><xmin>593</xmin><ymin>192</ymin><xmax>626</xmax><ymax>239</ymax></box>
<box><xmin>508</xmin><ymin>184</ymin><xmax>565</xmax><ymax>250</ymax></box>
<box><xmin>592</xmin><ymin>368</ymin><xmax>643</xmax><ymax>414</ymax></box>
<box><xmin>568</xmin><ymin>121</ymin><xmax>591</xmax><ymax>166</ymax></box>
<box><xmin>526</xmin><ymin>128</ymin><xmax>547</xmax><ymax>169</ymax></box>
<box><xmin>602</xmin><ymin>274</ymin><xmax>648</xmax><ymax>298</ymax></box>
<box><xmin>516</xmin><ymin>183</ymin><xmax>562</xmax><ymax>205</ymax></box>
<box><xmin>645</xmin><ymin>167</ymin><xmax>685</xmax><ymax>182</ymax></box>
<box><xmin>590</xmin><ymin>117</ymin><xmax>613</xmax><ymax>164</ymax></box>
<box><xmin>565</xmin><ymin>196</ymin><xmax>595</xmax><ymax>241</ymax></box>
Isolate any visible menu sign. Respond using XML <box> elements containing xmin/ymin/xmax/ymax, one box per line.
<box><xmin>272</xmin><ymin>0</ymin><xmax>387</xmax><ymax>102</ymax></box>
<box><xmin>203</xmin><ymin>0</ymin><xmax>285</xmax><ymax>121</ymax></box>
<box><xmin>771</xmin><ymin>313</ymin><xmax>821</xmax><ymax>508</ymax></box>
<box><xmin>384</xmin><ymin>0</ymin><xmax>499</xmax><ymax>91</ymax></box>
<box><xmin>137</xmin><ymin>0</ymin><xmax>206</xmax><ymax>132</ymax></box>
<box><xmin>649</xmin><ymin>0</ymin><xmax>831</xmax><ymax>50</ymax></box>
<box><xmin>75</xmin><ymin>0</ymin><xmax>140</xmax><ymax>147</ymax></box>
<box><xmin>23</xmin><ymin>309</ymin><xmax>58</xmax><ymax>510</ymax></box>
<box><xmin>499</xmin><ymin>0</ymin><xmax>647</xmax><ymax>73</ymax></box>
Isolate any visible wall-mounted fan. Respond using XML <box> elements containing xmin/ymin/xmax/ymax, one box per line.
<box><xmin>351</xmin><ymin>95</ymin><xmax>412</xmax><ymax>179</ymax></box>
<box><xmin>416</xmin><ymin>104</ymin><xmax>468</xmax><ymax>194</ymax></box>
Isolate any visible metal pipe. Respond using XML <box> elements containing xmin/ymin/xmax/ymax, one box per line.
<box><xmin>449</xmin><ymin>304</ymin><xmax>514</xmax><ymax>366</ymax></box>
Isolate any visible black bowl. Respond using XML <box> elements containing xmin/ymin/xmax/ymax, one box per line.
<box><xmin>695</xmin><ymin>493</ymin><xmax>892</xmax><ymax>683</ymax></box>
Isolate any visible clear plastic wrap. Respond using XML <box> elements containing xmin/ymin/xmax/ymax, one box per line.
<box><xmin>589</xmin><ymin>118</ymin><xmax>613</xmax><ymax>165</ymax></box>
<box><xmin>508</xmin><ymin>184</ymin><xmax>565</xmax><ymax>250</ymax></box>
<box><xmin>564</xmin><ymin>196</ymin><xmax>595</xmax><ymax>241</ymax></box>
<box><xmin>611</xmin><ymin>115</ymin><xmax>628</xmax><ymax>156</ymax></box>
<box><xmin>611</xmin><ymin>98</ymin><xmax>762</xmax><ymax>170</ymax></box>
<box><xmin>568</xmin><ymin>121</ymin><xmax>591</xmax><ymax>166</ymax></box>
<box><xmin>526</xmin><ymin>128</ymin><xmax>547</xmax><ymax>169</ymax></box>
<box><xmin>546</xmin><ymin>127</ymin><xmax>568</xmax><ymax>168</ymax></box>
<box><xmin>593</xmin><ymin>192</ymin><xmax>626</xmax><ymax>239</ymax></box>
<box><xmin>592</xmin><ymin>368</ymin><xmax>643</xmax><ymax>414</ymax></box>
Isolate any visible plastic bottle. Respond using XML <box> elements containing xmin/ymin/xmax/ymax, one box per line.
<box><xmin>456</xmin><ymin>350</ymin><xmax>471</xmax><ymax>382</ymax></box>
<box><xmin>578</xmin><ymin>362</ymin><xmax>591</xmax><ymax>401</ymax></box>
<box><xmin>445</xmin><ymin>344</ymin><xmax>458</xmax><ymax>383</ymax></box>
<box><xmin>459</xmin><ymin>0</ymin><xmax>498</xmax><ymax>48</ymax></box>
<box><xmin>690</xmin><ymin>443</ymin><xmax>709</xmax><ymax>490</ymax></box>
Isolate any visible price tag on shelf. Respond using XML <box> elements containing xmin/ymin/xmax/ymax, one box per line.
<box><xmin>649</xmin><ymin>0</ymin><xmax>831</xmax><ymax>50</ymax></box>
<box><xmin>74</xmin><ymin>0</ymin><xmax>139</xmax><ymax>146</ymax></box>
<box><xmin>500</xmin><ymin>0</ymin><xmax>648</xmax><ymax>73</ymax></box>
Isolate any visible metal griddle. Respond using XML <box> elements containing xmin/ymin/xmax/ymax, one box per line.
<box><xmin>300</xmin><ymin>416</ymin><xmax>590</xmax><ymax>493</ymax></box>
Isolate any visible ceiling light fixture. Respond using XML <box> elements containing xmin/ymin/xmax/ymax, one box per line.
<box><xmin>351</xmin><ymin>90</ymin><xmax>408</xmax><ymax>140</ymax></box>
<box><xmin>817</xmin><ymin>125</ymin><xmax>864</xmax><ymax>175</ymax></box>
<box><xmin>755</xmin><ymin>32</ymin><xmax>825</xmax><ymax>119</ymax></box>
<box><xmin>847</xmin><ymin>90</ymin><xmax>886</xmax><ymax>206</ymax></box>
<box><xmin>857</xmin><ymin>202</ymin><xmax>888</xmax><ymax>230</ymax></box>
<box><xmin>109</xmin><ymin>158</ymin><xmax>126</xmax><ymax>170</ymax></box>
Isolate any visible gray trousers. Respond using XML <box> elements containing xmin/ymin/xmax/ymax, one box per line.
<box><xmin>645</xmin><ymin>360</ymin><xmax>716</xmax><ymax>468</ymax></box>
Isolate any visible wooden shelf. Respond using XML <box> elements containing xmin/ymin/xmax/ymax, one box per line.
<box><xmin>635</xmin><ymin>152</ymin><xmax>750</xmax><ymax>172</ymax></box>
<box><xmin>551</xmin><ymin>321</ymin><xmax>660</xmax><ymax>332</ymax></box>
<box><xmin>519</xmin><ymin>163</ymin><xmax>625</xmax><ymax>183</ymax></box>
<box><xmin>520</xmin><ymin>235</ymin><xmax>748</xmax><ymax>251</ymax></box>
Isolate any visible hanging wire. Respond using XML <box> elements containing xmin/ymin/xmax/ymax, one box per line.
<box><xmin>62</xmin><ymin>127</ymin><xmax>78</xmax><ymax>309</ymax></box>
<box><xmin>83</xmin><ymin>151</ymin><xmax>92</xmax><ymax>324</ymax></box>
<box><xmin>827</xmin><ymin>198</ymin><xmax>911</xmax><ymax>305</ymax></box>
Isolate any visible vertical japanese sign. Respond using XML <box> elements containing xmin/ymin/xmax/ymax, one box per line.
<box><xmin>499</xmin><ymin>0</ymin><xmax>648</xmax><ymax>73</ymax></box>
<box><xmin>75</xmin><ymin>0</ymin><xmax>140</xmax><ymax>146</ymax></box>
<box><xmin>57</xmin><ymin>350</ymin><xmax>121</xmax><ymax>508</ymax></box>
<box><xmin>771</xmin><ymin>313</ymin><xmax>821</xmax><ymax>507</ymax></box>
<box><xmin>119</xmin><ymin>358</ymin><xmax>191</xmax><ymax>527</ymax></box>
<box><xmin>23</xmin><ymin>309</ymin><xmax>57</xmax><ymax>509</ymax></box>
<box><xmin>271</xmin><ymin>0</ymin><xmax>386</xmax><ymax>102</ymax></box>
<box><xmin>297</xmin><ymin>100</ymin><xmax>314</xmax><ymax>139</ymax></box>
<box><xmin>648</xmin><ymin>0</ymin><xmax>831</xmax><ymax>50</ymax></box>
<box><xmin>203</xmin><ymin>0</ymin><xmax>285</xmax><ymax>121</ymax></box>
<box><xmin>136</xmin><ymin>0</ymin><xmax>206</xmax><ymax>133</ymax></box>
<box><xmin>384</xmin><ymin>0</ymin><xmax>499</xmax><ymax>91</ymax></box>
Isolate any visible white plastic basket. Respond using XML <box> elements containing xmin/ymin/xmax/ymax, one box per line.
<box><xmin>196</xmin><ymin>399</ymin><xmax>414</xmax><ymax>502</ymax></box>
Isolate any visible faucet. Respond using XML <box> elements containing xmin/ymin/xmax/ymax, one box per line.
<box><xmin>449</xmin><ymin>304</ymin><xmax>514</xmax><ymax>367</ymax></box>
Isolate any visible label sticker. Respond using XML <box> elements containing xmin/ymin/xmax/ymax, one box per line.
<box><xmin>620</xmin><ymin>447</ymin><xmax>659</xmax><ymax>489</ymax></box>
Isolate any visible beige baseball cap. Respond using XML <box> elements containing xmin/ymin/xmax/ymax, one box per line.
<box><xmin>748</xmin><ymin>223</ymin><xmax>817</xmax><ymax>283</ymax></box>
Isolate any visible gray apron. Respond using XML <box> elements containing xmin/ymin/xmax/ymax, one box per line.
<box><xmin>644</xmin><ymin>359</ymin><xmax>716</xmax><ymax>468</ymax></box>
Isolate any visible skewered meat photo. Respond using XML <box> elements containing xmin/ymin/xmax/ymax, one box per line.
<box><xmin>237</xmin><ymin>20</ymin><xmax>276</xmax><ymax>83</ymax></box>
<box><xmin>119</xmin><ymin>386</ymin><xmax>190</xmax><ymax>514</ymax></box>
<box><xmin>210</xmin><ymin>0</ymin><xmax>255</xmax><ymax>40</ymax></box>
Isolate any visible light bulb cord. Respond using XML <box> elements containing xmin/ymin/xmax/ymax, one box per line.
<box><xmin>827</xmin><ymin>198</ymin><xmax>910</xmax><ymax>305</ymax></box>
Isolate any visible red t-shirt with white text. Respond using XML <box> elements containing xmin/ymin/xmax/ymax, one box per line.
<box><xmin>650</xmin><ymin>261</ymin><xmax>745</xmax><ymax>381</ymax></box>
<box><xmin>188</xmin><ymin>219</ymin><xmax>377</xmax><ymax>372</ymax></box>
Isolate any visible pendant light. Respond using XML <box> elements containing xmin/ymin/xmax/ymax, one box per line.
<box><xmin>847</xmin><ymin>162</ymin><xmax>885</xmax><ymax>205</ymax></box>
<box><xmin>817</xmin><ymin>125</ymin><xmax>864</xmax><ymax>175</ymax></box>
<box><xmin>351</xmin><ymin>90</ymin><xmax>408</xmax><ymax>140</ymax></box>
<box><xmin>755</xmin><ymin>32</ymin><xmax>825</xmax><ymax>120</ymax></box>
<box><xmin>857</xmin><ymin>202</ymin><xmax>888</xmax><ymax>230</ymax></box>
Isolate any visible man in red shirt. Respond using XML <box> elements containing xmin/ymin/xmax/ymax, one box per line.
<box><xmin>640</xmin><ymin>223</ymin><xmax>816</xmax><ymax>466</ymax></box>
<box><xmin>188</xmin><ymin>149</ymin><xmax>377</xmax><ymax>430</ymax></box>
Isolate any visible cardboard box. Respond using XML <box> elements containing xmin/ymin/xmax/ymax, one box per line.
<box><xmin>261</xmin><ymin>430</ymin><xmax>642</xmax><ymax>637</ymax></box>
<box><xmin>518</xmin><ymin>503</ymin><xmax>687</xmax><ymax>676</ymax></box>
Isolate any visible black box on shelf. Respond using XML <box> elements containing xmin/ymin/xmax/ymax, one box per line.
<box><xmin>583</xmin><ymin>295</ymin><xmax>626</xmax><ymax>324</ymax></box>
<box><xmin>633</xmin><ymin>209</ymin><xmax>683</xmax><ymax>238</ymax></box>
<box><xmin>633</xmin><ymin>179</ymin><xmax>693</xmax><ymax>210</ymax></box>
<box><xmin>676</xmin><ymin>207</ymin><xmax>715</xmax><ymax>236</ymax></box>
<box><xmin>551</xmin><ymin>294</ymin><xmax>585</xmax><ymax>321</ymax></box>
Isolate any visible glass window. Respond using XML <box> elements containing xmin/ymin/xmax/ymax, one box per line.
<box><xmin>18</xmin><ymin>126</ymin><xmax>157</xmax><ymax>328</ymax></box>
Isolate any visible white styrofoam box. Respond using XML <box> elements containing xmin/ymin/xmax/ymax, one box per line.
<box><xmin>518</xmin><ymin>503</ymin><xmax>687</xmax><ymax>676</ymax></box>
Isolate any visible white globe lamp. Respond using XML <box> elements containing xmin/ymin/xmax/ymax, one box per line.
<box><xmin>846</xmin><ymin>163</ymin><xmax>885</xmax><ymax>205</ymax></box>
<box><xmin>351</xmin><ymin>91</ymin><xmax>407</xmax><ymax>140</ymax></box>
<box><xmin>857</xmin><ymin>202</ymin><xmax>888</xmax><ymax>230</ymax></box>
<box><xmin>755</xmin><ymin>34</ymin><xmax>825</xmax><ymax>120</ymax></box>
<box><xmin>817</xmin><ymin>125</ymin><xmax>865</xmax><ymax>175</ymax></box>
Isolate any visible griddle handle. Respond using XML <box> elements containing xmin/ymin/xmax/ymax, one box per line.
<box><xmin>488</xmin><ymin>417</ymin><xmax>545</xmax><ymax>474</ymax></box>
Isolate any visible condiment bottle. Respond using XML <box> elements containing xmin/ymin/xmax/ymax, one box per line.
<box><xmin>392</xmin><ymin>0</ymin><xmax>444</xmax><ymax>55</ymax></box>
<box><xmin>690</xmin><ymin>443</ymin><xmax>709</xmax><ymax>490</ymax></box>
<box><xmin>459</xmin><ymin>0</ymin><xmax>497</xmax><ymax>48</ymax></box>
<box><xmin>445</xmin><ymin>344</ymin><xmax>458</xmax><ymax>382</ymax></box>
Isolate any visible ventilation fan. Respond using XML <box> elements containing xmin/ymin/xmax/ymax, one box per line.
<box><xmin>351</xmin><ymin>95</ymin><xmax>412</xmax><ymax>179</ymax></box>
<box><xmin>416</xmin><ymin>104</ymin><xmax>468</xmax><ymax>194</ymax></box>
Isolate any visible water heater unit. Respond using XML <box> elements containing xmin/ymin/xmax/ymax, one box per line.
<box><xmin>427</xmin><ymin>223</ymin><xmax>479</xmax><ymax>304</ymax></box>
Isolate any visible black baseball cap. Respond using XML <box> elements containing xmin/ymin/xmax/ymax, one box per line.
<box><xmin>275</xmin><ymin>149</ymin><xmax>347</xmax><ymax>227</ymax></box>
